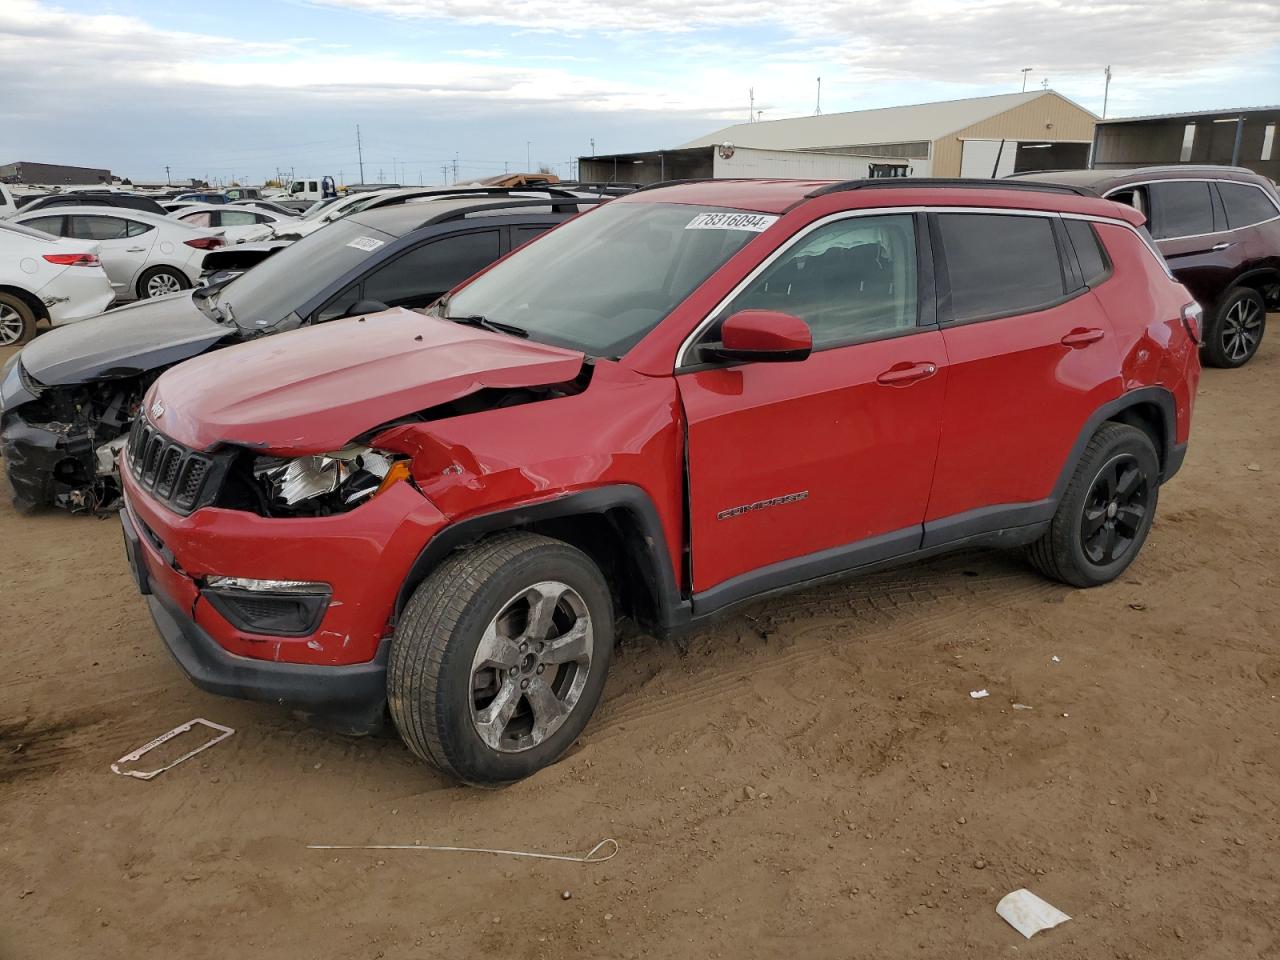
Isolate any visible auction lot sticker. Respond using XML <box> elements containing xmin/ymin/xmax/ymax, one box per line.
<box><xmin>685</xmin><ymin>212</ymin><xmax>778</xmax><ymax>232</ymax></box>
<box><xmin>347</xmin><ymin>236</ymin><xmax>386</xmax><ymax>252</ymax></box>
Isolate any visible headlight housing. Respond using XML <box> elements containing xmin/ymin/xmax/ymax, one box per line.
<box><xmin>253</xmin><ymin>445</ymin><xmax>411</xmax><ymax>514</ymax></box>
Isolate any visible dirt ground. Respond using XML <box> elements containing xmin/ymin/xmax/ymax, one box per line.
<box><xmin>2</xmin><ymin>328</ymin><xmax>1279</xmax><ymax>960</ymax></box>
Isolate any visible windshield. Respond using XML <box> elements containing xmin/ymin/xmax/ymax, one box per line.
<box><xmin>441</xmin><ymin>202</ymin><xmax>766</xmax><ymax>357</ymax></box>
<box><xmin>204</xmin><ymin>218</ymin><xmax>396</xmax><ymax>330</ymax></box>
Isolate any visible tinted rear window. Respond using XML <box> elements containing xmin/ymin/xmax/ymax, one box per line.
<box><xmin>1151</xmin><ymin>182</ymin><xmax>1215</xmax><ymax>239</ymax></box>
<box><xmin>1219</xmin><ymin>182</ymin><xmax>1279</xmax><ymax>230</ymax></box>
<box><xmin>1064</xmin><ymin>219</ymin><xmax>1110</xmax><ymax>287</ymax></box>
<box><xmin>937</xmin><ymin>213</ymin><xmax>1064</xmax><ymax>322</ymax></box>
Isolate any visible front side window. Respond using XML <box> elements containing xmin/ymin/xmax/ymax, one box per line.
<box><xmin>363</xmin><ymin>231</ymin><xmax>501</xmax><ymax>307</ymax></box>
<box><xmin>68</xmin><ymin>215</ymin><xmax>130</xmax><ymax>241</ymax></box>
<box><xmin>937</xmin><ymin>213</ymin><xmax>1064</xmax><ymax>322</ymax></box>
<box><xmin>1218</xmin><ymin>182</ymin><xmax>1279</xmax><ymax>230</ymax></box>
<box><xmin>714</xmin><ymin>214</ymin><xmax>918</xmax><ymax>349</ymax></box>
<box><xmin>442</xmin><ymin>202</ymin><xmax>766</xmax><ymax>357</ymax></box>
<box><xmin>1150</xmin><ymin>182</ymin><xmax>1215</xmax><ymax>239</ymax></box>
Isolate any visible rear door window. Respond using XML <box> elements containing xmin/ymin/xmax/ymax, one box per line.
<box><xmin>513</xmin><ymin>225</ymin><xmax>553</xmax><ymax>248</ymax></box>
<box><xmin>1218</xmin><ymin>182</ymin><xmax>1280</xmax><ymax>230</ymax></box>
<box><xmin>219</xmin><ymin>210</ymin><xmax>260</xmax><ymax>227</ymax></box>
<box><xmin>1149</xmin><ymin>182</ymin><xmax>1216</xmax><ymax>239</ymax></box>
<box><xmin>68</xmin><ymin>215</ymin><xmax>131</xmax><ymax>240</ymax></box>
<box><xmin>936</xmin><ymin>213</ymin><xmax>1065</xmax><ymax>322</ymax></box>
<box><xmin>181</xmin><ymin>211</ymin><xmax>214</xmax><ymax>228</ymax></box>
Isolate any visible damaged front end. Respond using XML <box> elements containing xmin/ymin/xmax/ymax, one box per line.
<box><xmin>1</xmin><ymin>366</ymin><xmax>151</xmax><ymax>513</ymax></box>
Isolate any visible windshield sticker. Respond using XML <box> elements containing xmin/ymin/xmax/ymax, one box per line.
<box><xmin>346</xmin><ymin>236</ymin><xmax>385</xmax><ymax>252</ymax></box>
<box><xmin>685</xmin><ymin>212</ymin><xmax>778</xmax><ymax>233</ymax></box>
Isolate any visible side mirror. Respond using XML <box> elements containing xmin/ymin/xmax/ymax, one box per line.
<box><xmin>344</xmin><ymin>300</ymin><xmax>390</xmax><ymax>318</ymax></box>
<box><xmin>704</xmin><ymin>309</ymin><xmax>812</xmax><ymax>363</ymax></box>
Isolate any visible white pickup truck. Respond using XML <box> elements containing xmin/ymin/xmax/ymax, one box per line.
<box><xmin>0</xmin><ymin>182</ymin><xmax>19</xmax><ymax>219</ymax></box>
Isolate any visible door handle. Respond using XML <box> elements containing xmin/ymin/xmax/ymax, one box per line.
<box><xmin>126</xmin><ymin>247</ymin><xmax>147</xmax><ymax>252</ymax></box>
<box><xmin>876</xmin><ymin>362</ymin><xmax>938</xmax><ymax>386</ymax></box>
<box><xmin>1211</xmin><ymin>242</ymin><xmax>1231</xmax><ymax>252</ymax></box>
<box><xmin>1060</xmin><ymin>327</ymin><xmax>1105</xmax><ymax>347</ymax></box>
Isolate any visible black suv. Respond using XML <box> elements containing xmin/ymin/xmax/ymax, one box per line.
<box><xmin>1</xmin><ymin>194</ymin><xmax>598</xmax><ymax>512</ymax></box>
<box><xmin>1015</xmin><ymin>166</ymin><xmax>1280</xmax><ymax>367</ymax></box>
<box><xmin>18</xmin><ymin>192</ymin><xmax>169</xmax><ymax>217</ymax></box>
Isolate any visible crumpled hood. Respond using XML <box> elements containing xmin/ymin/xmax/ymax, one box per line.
<box><xmin>19</xmin><ymin>293</ymin><xmax>231</xmax><ymax>386</ymax></box>
<box><xmin>148</xmin><ymin>308</ymin><xmax>586</xmax><ymax>454</ymax></box>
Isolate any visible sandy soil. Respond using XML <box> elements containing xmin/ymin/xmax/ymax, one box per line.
<box><xmin>2</xmin><ymin>330</ymin><xmax>1279</xmax><ymax>960</ymax></box>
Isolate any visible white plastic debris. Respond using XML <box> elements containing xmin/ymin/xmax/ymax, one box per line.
<box><xmin>996</xmin><ymin>889</ymin><xmax>1071</xmax><ymax>939</ymax></box>
<box><xmin>1051</xmin><ymin>656</ymin><xmax>1061</xmax><ymax>663</ymax></box>
<box><xmin>1011</xmin><ymin>703</ymin><xmax>1033</xmax><ymax>711</ymax></box>
<box><xmin>970</xmin><ymin>689</ymin><xmax>989</xmax><ymax>699</ymax></box>
<box><xmin>111</xmin><ymin>718</ymin><xmax>234</xmax><ymax>780</ymax></box>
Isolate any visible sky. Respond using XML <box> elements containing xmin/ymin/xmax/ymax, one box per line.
<box><xmin>1</xmin><ymin>0</ymin><xmax>1278</xmax><ymax>185</ymax></box>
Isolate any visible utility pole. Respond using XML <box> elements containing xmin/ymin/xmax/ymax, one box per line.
<box><xmin>526</xmin><ymin>141</ymin><xmax>531</xmax><ymax>171</ymax></box>
<box><xmin>504</xmin><ymin>161</ymin><xmax>509</xmax><ymax>173</ymax></box>
<box><xmin>815</xmin><ymin>77</ymin><xmax>822</xmax><ymax>115</ymax></box>
<box><xmin>590</xmin><ymin>137</ymin><xmax>595</xmax><ymax>155</ymax></box>
<box><xmin>164</xmin><ymin>165</ymin><xmax>170</xmax><ymax>185</ymax></box>
<box><xmin>1020</xmin><ymin>67</ymin><xmax>1033</xmax><ymax>92</ymax></box>
<box><xmin>441</xmin><ymin>164</ymin><xmax>449</xmax><ymax>185</ymax></box>
<box><xmin>749</xmin><ymin>87</ymin><xmax>754</xmax><ymax>122</ymax></box>
<box><xmin>1102</xmin><ymin>65</ymin><xmax>1112</xmax><ymax>119</ymax></box>
<box><xmin>452</xmin><ymin>152</ymin><xmax>459</xmax><ymax>184</ymax></box>
<box><xmin>1042</xmin><ymin>77</ymin><xmax>1049</xmax><ymax>90</ymax></box>
<box><xmin>356</xmin><ymin>125</ymin><xmax>365</xmax><ymax>184</ymax></box>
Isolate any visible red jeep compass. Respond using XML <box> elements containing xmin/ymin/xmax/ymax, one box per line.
<box><xmin>119</xmin><ymin>179</ymin><xmax>1201</xmax><ymax>784</ymax></box>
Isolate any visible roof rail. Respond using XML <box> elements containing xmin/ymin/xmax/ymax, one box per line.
<box><xmin>421</xmin><ymin>195</ymin><xmax>608</xmax><ymax>225</ymax></box>
<box><xmin>366</xmin><ymin>185</ymin><xmax>588</xmax><ymax>210</ymax></box>
<box><xmin>806</xmin><ymin>177</ymin><xmax>1099</xmax><ymax>198</ymax></box>
<box><xmin>631</xmin><ymin>178</ymin><xmax>742</xmax><ymax>194</ymax></box>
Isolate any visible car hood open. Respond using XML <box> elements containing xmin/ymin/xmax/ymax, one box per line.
<box><xmin>148</xmin><ymin>308</ymin><xmax>586</xmax><ymax>454</ymax></box>
<box><xmin>20</xmin><ymin>293</ymin><xmax>232</xmax><ymax>386</ymax></box>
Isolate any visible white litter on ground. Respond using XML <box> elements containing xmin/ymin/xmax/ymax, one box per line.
<box><xmin>996</xmin><ymin>889</ymin><xmax>1071</xmax><ymax>939</ymax></box>
<box><xmin>110</xmin><ymin>718</ymin><xmax>234</xmax><ymax>781</ymax></box>
<box><xmin>970</xmin><ymin>689</ymin><xmax>989</xmax><ymax>699</ymax></box>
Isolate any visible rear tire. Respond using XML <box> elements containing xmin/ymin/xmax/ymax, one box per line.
<box><xmin>137</xmin><ymin>266</ymin><xmax>189</xmax><ymax>300</ymax></box>
<box><xmin>388</xmin><ymin>532</ymin><xmax>614</xmax><ymax>785</ymax></box>
<box><xmin>0</xmin><ymin>293</ymin><xmax>37</xmax><ymax>346</ymax></box>
<box><xmin>1027</xmin><ymin>422</ymin><xmax>1160</xmax><ymax>588</ymax></box>
<box><xmin>1202</xmin><ymin>287</ymin><xmax>1265</xmax><ymax>368</ymax></box>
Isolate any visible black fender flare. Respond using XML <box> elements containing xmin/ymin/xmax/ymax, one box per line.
<box><xmin>394</xmin><ymin>484</ymin><xmax>690</xmax><ymax>631</ymax></box>
<box><xmin>1051</xmin><ymin>386</ymin><xmax>1179</xmax><ymax>495</ymax></box>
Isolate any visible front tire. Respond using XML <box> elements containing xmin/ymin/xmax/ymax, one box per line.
<box><xmin>1027</xmin><ymin>422</ymin><xmax>1160</xmax><ymax>588</ymax></box>
<box><xmin>0</xmin><ymin>293</ymin><xmax>37</xmax><ymax>346</ymax></box>
<box><xmin>137</xmin><ymin>266</ymin><xmax>190</xmax><ymax>300</ymax></box>
<box><xmin>388</xmin><ymin>532</ymin><xmax>614</xmax><ymax>785</ymax></box>
<box><xmin>1202</xmin><ymin>287</ymin><xmax>1265</xmax><ymax>368</ymax></box>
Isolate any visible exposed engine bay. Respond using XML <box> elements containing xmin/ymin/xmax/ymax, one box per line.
<box><xmin>2</xmin><ymin>374</ymin><xmax>155</xmax><ymax>513</ymax></box>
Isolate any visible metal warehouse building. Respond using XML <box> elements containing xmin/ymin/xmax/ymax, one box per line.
<box><xmin>0</xmin><ymin>161</ymin><xmax>113</xmax><ymax>185</ymax></box>
<box><xmin>580</xmin><ymin>91</ymin><xmax>1098</xmax><ymax>185</ymax></box>
<box><xmin>1091</xmin><ymin>106</ymin><xmax>1279</xmax><ymax>180</ymax></box>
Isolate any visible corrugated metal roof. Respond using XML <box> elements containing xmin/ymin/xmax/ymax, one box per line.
<box><xmin>1098</xmin><ymin>105</ymin><xmax>1280</xmax><ymax>124</ymax></box>
<box><xmin>681</xmin><ymin>91</ymin><xmax>1055</xmax><ymax>151</ymax></box>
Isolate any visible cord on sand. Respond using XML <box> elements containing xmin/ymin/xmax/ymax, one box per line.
<box><xmin>308</xmin><ymin>837</ymin><xmax>618</xmax><ymax>864</ymax></box>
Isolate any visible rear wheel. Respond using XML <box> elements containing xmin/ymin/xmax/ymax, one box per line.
<box><xmin>1027</xmin><ymin>422</ymin><xmax>1160</xmax><ymax>588</ymax></box>
<box><xmin>137</xmin><ymin>266</ymin><xmax>189</xmax><ymax>300</ymax></box>
<box><xmin>1202</xmin><ymin>287</ymin><xmax>1265</xmax><ymax>368</ymax></box>
<box><xmin>388</xmin><ymin>532</ymin><xmax>614</xmax><ymax>785</ymax></box>
<box><xmin>0</xmin><ymin>293</ymin><xmax>36</xmax><ymax>346</ymax></box>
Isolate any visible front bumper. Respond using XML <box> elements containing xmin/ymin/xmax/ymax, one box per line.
<box><xmin>125</xmin><ymin>506</ymin><xmax>390</xmax><ymax>733</ymax></box>
<box><xmin>0</xmin><ymin>408</ymin><xmax>96</xmax><ymax>510</ymax></box>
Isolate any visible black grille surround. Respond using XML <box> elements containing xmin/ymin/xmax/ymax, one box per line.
<box><xmin>125</xmin><ymin>416</ymin><xmax>228</xmax><ymax>515</ymax></box>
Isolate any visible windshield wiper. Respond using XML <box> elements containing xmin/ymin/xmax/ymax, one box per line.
<box><xmin>446</xmin><ymin>314</ymin><xmax>529</xmax><ymax>338</ymax></box>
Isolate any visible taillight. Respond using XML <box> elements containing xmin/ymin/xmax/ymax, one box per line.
<box><xmin>1180</xmin><ymin>302</ymin><xmax>1203</xmax><ymax>344</ymax></box>
<box><xmin>184</xmin><ymin>237</ymin><xmax>225</xmax><ymax>250</ymax></box>
<box><xmin>43</xmin><ymin>253</ymin><xmax>100</xmax><ymax>267</ymax></box>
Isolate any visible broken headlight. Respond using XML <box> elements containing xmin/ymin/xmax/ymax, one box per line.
<box><xmin>254</xmin><ymin>445</ymin><xmax>411</xmax><ymax>513</ymax></box>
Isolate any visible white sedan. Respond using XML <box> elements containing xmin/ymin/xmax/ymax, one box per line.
<box><xmin>170</xmin><ymin>202</ymin><xmax>296</xmax><ymax>243</ymax></box>
<box><xmin>13</xmin><ymin>206</ymin><xmax>224</xmax><ymax>302</ymax></box>
<box><xmin>0</xmin><ymin>220</ymin><xmax>114</xmax><ymax>345</ymax></box>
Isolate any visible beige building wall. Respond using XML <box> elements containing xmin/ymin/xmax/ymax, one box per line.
<box><xmin>932</xmin><ymin>92</ymin><xmax>1098</xmax><ymax>177</ymax></box>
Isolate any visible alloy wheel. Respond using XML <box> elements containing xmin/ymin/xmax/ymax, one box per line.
<box><xmin>146</xmin><ymin>272</ymin><xmax>183</xmax><ymax>298</ymax></box>
<box><xmin>1222</xmin><ymin>297</ymin><xmax>1263</xmax><ymax>363</ymax></box>
<box><xmin>1079</xmin><ymin>453</ymin><xmax>1150</xmax><ymax>566</ymax></box>
<box><xmin>0</xmin><ymin>304</ymin><xmax>24</xmax><ymax>345</ymax></box>
<box><xmin>468</xmin><ymin>580</ymin><xmax>594</xmax><ymax>753</ymax></box>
